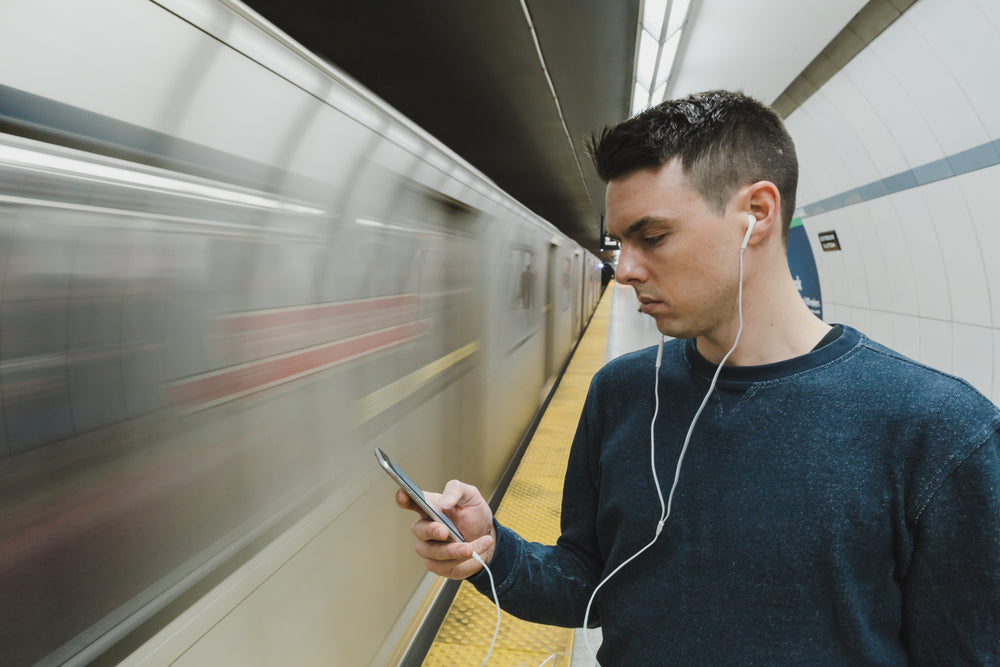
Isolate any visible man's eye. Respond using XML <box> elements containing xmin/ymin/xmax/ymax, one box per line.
<box><xmin>644</xmin><ymin>234</ymin><xmax>666</xmax><ymax>245</ymax></box>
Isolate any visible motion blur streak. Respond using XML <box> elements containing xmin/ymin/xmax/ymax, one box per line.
<box><xmin>0</xmin><ymin>0</ymin><xmax>601</xmax><ymax>664</ymax></box>
<box><xmin>354</xmin><ymin>340</ymin><xmax>482</xmax><ymax>425</ymax></box>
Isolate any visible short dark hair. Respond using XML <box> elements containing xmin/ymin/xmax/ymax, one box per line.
<box><xmin>588</xmin><ymin>90</ymin><xmax>798</xmax><ymax>244</ymax></box>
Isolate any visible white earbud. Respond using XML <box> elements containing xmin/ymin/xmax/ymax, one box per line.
<box><xmin>741</xmin><ymin>214</ymin><xmax>756</xmax><ymax>250</ymax></box>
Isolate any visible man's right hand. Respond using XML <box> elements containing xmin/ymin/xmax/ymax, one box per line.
<box><xmin>395</xmin><ymin>479</ymin><xmax>496</xmax><ymax>580</ymax></box>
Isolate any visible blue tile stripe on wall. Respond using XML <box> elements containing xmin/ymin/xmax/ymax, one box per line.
<box><xmin>796</xmin><ymin>138</ymin><xmax>1000</xmax><ymax>218</ymax></box>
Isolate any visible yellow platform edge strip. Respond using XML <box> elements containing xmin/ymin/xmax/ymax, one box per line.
<box><xmin>419</xmin><ymin>289</ymin><xmax>614</xmax><ymax>667</ymax></box>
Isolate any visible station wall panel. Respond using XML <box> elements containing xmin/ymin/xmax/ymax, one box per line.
<box><xmin>789</xmin><ymin>0</ymin><xmax>1000</xmax><ymax>402</ymax></box>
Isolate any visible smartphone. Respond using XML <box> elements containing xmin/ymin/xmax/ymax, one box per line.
<box><xmin>375</xmin><ymin>447</ymin><xmax>465</xmax><ymax>542</ymax></box>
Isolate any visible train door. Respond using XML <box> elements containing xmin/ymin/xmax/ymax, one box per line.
<box><xmin>544</xmin><ymin>242</ymin><xmax>558</xmax><ymax>380</ymax></box>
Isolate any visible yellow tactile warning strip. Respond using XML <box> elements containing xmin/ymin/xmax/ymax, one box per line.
<box><xmin>421</xmin><ymin>288</ymin><xmax>613</xmax><ymax>667</ymax></box>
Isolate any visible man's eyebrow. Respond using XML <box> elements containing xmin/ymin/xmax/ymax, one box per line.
<box><xmin>612</xmin><ymin>216</ymin><xmax>669</xmax><ymax>241</ymax></box>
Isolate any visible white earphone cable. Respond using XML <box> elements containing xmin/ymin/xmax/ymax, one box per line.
<box><xmin>474</xmin><ymin>550</ymin><xmax>559</xmax><ymax>666</ymax></box>
<box><xmin>471</xmin><ymin>551</ymin><xmax>501</xmax><ymax>667</ymax></box>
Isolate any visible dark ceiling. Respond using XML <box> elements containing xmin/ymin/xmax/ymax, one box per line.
<box><xmin>242</xmin><ymin>1</ymin><xmax>640</xmax><ymax>252</ymax></box>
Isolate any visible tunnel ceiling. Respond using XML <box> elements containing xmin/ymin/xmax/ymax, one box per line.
<box><xmin>239</xmin><ymin>1</ymin><xmax>877</xmax><ymax>253</ymax></box>
<box><xmin>241</xmin><ymin>0</ymin><xmax>638</xmax><ymax>252</ymax></box>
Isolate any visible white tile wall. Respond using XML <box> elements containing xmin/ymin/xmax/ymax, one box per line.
<box><xmin>865</xmin><ymin>197</ymin><xmax>919</xmax><ymax>316</ymax></box>
<box><xmin>846</xmin><ymin>305</ymin><xmax>872</xmax><ymax>335</ymax></box>
<box><xmin>879</xmin><ymin>9</ymin><xmax>991</xmax><ymax>155</ymax></box>
<box><xmin>880</xmin><ymin>189</ymin><xmax>952</xmax><ymax>322</ymax></box>
<box><xmin>917</xmin><ymin>317</ymin><xmax>954</xmax><ymax>375</ymax></box>
<box><xmin>970</xmin><ymin>0</ymin><xmax>1000</xmax><ymax>32</ymax></box>
<box><xmin>952</xmin><ymin>322</ymin><xmax>993</xmax><ymax>397</ymax></box>
<box><xmin>833</xmin><ymin>210</ymin><xmax>873</xmax><ymax>311</ymax></box>
<box><xmin>789</xmin><ymin>0</ymin><xmax>1000</xmax><ymax>402</ymax></box>
<box><xmin>822</xmin><ymin>302</ymin><xmax>846</xmax><ymax>327</ymax></box>
<box><xmin>822</xmin><ymin>73</ymin><xmax>910</xmax><ymax>179</ymax></box>
<box><xmin>866</xmin><ymin>309</ymin><xmax>894</xmax><ymax>348</ymax></box>
<box><xmin>787</xmin><ymin>106</ymin><xmax>853</xmax><ymax>202</ymax></box>
<box><xmin>918</xmin><ymin>179</ymin><xmax>991</xmax><ymax>326</ymax></box>
<box><xmin>994</xmin><ymin>329</ymin><xmax>1000</xmax><ymax>401</ymax></box>
<box><xmin>793</xmin><ymin>167</ymin><xmax>823</xmax><ymax>214</ymax></box>
<box><xmin>891</xmin><ymin>313</ymin><xmax>922</xmax><ymax>360</ymax></box>
<box><xmin>907</xmin><ymin>0</ymin><xmax>1000</xmax><ymax>138</ymax></box>
<box><xmin>808</xmin><ymin>87</ymin><xmax>883</xmax><ymax>187</ymax></box>
<box><xmin>847</xmin><ymin>205</ymin><xmax>892</xmax><ymax>313</ymax></box>
<box><xmin>957</xmin><ymin>166</ymin><xmax>1000</xmax><ymax>327</ymax></box>
<box><xmin>841</xmin><ymin>48</ymin><xmax>942</xmax><ymax>169</ymax></box>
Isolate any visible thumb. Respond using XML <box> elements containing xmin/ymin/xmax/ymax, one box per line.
<box><xmin>439</xmin><ymin>479</ymin><xmax>482</xmax><ymax>510</ymax></box>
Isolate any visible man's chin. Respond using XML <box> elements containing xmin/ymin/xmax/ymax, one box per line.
<box><xmin>650</xmin><ymin>315</ymin><xmax>690</xmax><ymax>340</ymax></box>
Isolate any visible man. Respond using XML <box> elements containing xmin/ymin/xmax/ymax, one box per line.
<box><xmin>397</xmin><ymin>90</ymin><xmax>1000</xmax><ymax>664</ymax></box>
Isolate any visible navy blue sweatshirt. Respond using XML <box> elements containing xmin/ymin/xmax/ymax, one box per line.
<box><xmin>471</xmin><ymin>326</ymin><xmax>1000</xmax><ymax>665</ymax></box>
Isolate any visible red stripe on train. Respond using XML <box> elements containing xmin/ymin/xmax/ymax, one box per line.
<box><xmin>223</xmin><ymin>295</ymin><xmax>420</xmax><ymax>332</ymax></box>
<box><xmin>172</xmin><ymin>320</ymin><xmax>427</xmax><ymax>409</ymax></box>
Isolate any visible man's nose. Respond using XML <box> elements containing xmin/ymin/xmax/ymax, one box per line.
<box><xmin>615</xmin><ymin>247</ymin><xmax>645</xmax><ymax>285</ymax></box>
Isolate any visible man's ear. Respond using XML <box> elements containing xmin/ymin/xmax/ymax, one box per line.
<box><xmin>745</xmin><ymin>181</ymin><xmax>781</xmax><ymax>243</ymax></box>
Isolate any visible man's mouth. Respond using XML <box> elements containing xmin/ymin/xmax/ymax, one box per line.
<box><xmin>637</xmin><ymin>295</ymin><xmax>661</xmax><ymax>314</ymax></box>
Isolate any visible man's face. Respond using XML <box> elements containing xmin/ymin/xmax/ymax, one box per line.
<box><xmin>606</xmin><ymin>159</ymin><xmax>742</xmax><ymax>339</ymax></box>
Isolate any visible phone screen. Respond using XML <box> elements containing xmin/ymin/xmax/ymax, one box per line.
<box><xmin>375</xmin><ymin>448</ymin><xmax>465</xmax><ymax>542</ymax></box>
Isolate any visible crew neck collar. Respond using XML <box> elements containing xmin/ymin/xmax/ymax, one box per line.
<box><xmin>683</xmin><ymin>324</ymin><xmax>859</xmax><ymax>386</ymax></box>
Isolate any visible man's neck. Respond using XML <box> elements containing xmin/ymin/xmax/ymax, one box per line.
<box><xmin>696</xmin><ymin>274</ymin><xmax>831</xmax><ymax>367</ymax></box>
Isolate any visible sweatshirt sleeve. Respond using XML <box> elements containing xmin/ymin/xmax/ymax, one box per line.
<box><xmin>467</xmin><ymin>386</ymin><xmax>605</xmax><ymax>628</ymax></box>
<box><xmin>902</xmin><ymin>429</ymin><xmax>1000</xmax><ymax>664</ymax></box>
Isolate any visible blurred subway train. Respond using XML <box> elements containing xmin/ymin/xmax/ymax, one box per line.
<box><xmin>0</xmin><ymin>1</ymin><xmax>603</xmax><ymax>664</ymax></box>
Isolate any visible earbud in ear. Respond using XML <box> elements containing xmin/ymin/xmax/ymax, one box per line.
<box><xmin>742</xmin><ymin>214</ymin><xmax>756</xmax><ymax>250</ymax></box>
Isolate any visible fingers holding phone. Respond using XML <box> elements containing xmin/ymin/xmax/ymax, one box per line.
<box><xmin>398</xmin><ymin>481</ymin><xmax>496</xmax><ymax>580</ymax></box>
<box><xmin>378</xmin><ymin>449</ymin><xmax>496</xmax><ymax>579</ymax></box>
<box><xmin>419</xmin><ymin>480</ymin><xmax>497</xmax><ymax>574</ymax></box>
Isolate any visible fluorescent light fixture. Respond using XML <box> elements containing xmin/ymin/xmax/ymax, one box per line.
<box><xmin>651</xmin><ymin>81</ymin><xmax>668</xmax><ymax>106</ymax></box>
<box><xmin>642</xmin><ymin>0</ymin><xmax>668</xmax><ymax>34</ymax></box>
<box><xmin>654</xmin><ymin>30</ymin><xmax>682</xmax><ymax>90</ymax></box>
<box><xmin>630</xmin><ymin>0</ymin><xmax>692</xmax><ymax>115</ymax></box>
<box><xmin>632</xmin><ymin>83</ymin><xmax>650</xmax><ymax>117</ymax></box>
<box><xmin>666</xmin><ymin>0</ymin><xmax>691</xmax><ymax>35</ymax></box>
<box><xmin>636</xmin><ymin>29</ymin><xmax>658</xmax><ymax>90</ymax></box>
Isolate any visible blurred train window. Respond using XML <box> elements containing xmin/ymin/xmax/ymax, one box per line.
<box><xmin>560</xmin><ymin>257</ymin><xmax>572</xmax><ymax>310</ymax></box>
<box><xmin>506</xmin><ymin>246</ymin><xmax>540</xmax><ymax>353</ymax></box>
<box><xmin>513</xmin><ymin>249</ymin><xmax>538</xmax><ymax>310</ymax></box>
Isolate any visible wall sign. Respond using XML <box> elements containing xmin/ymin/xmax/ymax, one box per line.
<box><xmin>818</xmin><ymin>230</ymin><xmax>841</xmax><ymax>251</ymax></box>
<box><xmin>788</xmin><ymin>219</ymin><xmax>823</xmax><ymax>319</ymax></box>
